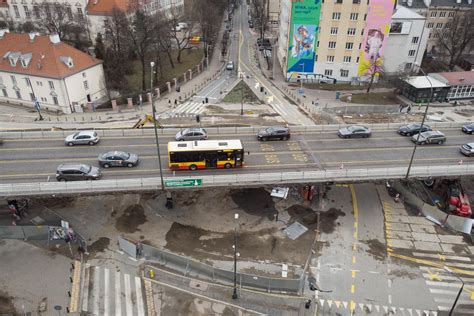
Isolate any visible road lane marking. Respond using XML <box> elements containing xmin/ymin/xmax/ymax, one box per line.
<box><xmin>427</xmin><ymin>269</ymin><xmax>442</xmax><ymax>281</ymax></box>
<box><xmin>104</xmin><ymin>268</ymin><xmax>109</xmax><ymax>316</ymax></box>
<box><xmin>115</xmin><ymin>271</ymin><xmax>121</xmax><ymax>316</ymax></box>
<box><xmin>135</xmin><ymin>276</ymin><xmax>145</xmax><ymax>316</ymax></box>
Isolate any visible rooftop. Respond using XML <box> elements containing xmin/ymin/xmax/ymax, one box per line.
<box><xmin>0</xmin><ymin>31</ymin><xmax>102</xmax><ymax>79</ymax></box>
<box><xmin>434</xmin><ymin>71</ymin><xmax>474</xmax><ymax>86</ymax></box>
<box><xmin>168</xmin><ymin>140</ymin><xmax>243</xmax><ymax>152</ymax></box>
<box><xmin>404</xmin><ymin>76</ymin><xmax>448</xmax><ymax>88</ymax></box>
<box><xmin>86</xmin><ymin>0</ymin><xmax>131</xmax><ymax>15</ymax></box>
<box><xmin>0</xmin><ymin>0</ymin><xmax>8</xmax><ymax>7</ymax></box>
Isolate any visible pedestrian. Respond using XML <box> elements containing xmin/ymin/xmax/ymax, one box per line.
<box><xmin>311</xmin><ymin>100</ymin><xmax>314</xmax><ymax>106</ymax></box>
<box><xmin>399</xmin><ymin>104</ymin><xmax>403</xmax><ymax>112</ymax></box>
<box><xmin>174</xmin><ymin>99</ymin><xmax>178</xmax><ymax>105</ymax></box>
<box><xmin>315</xmin><ymin>98</ymin><xmax>319</xmax><ymax>106</ymax></box>
<box><xmin>407</xmin><ymin>105</ymin><xmax>412</xmax><ymax>114</ymax></box>
<box><xmin>136</xmin><ymin>242</ymin><xmax>143</xmax><ymax>258</ymax></box>
<box><xmin>168</xmin><ymin>99</ymin><xmax>171</xmax><ymax>106</ymax></box>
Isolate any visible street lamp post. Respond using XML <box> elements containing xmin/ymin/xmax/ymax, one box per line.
<box><xmin>25</xmin><ymin>76</ymin><xmax>43</xmax><ymax>120</ymax></box>
<box><xmin>444</xmin><ymin>267</ymin><xmax>464</xmax><ymax>316</ymax></box>
<box><xmin>232</xmin><ymin>213</ymin><xmax>239</xmax><ymax>299</ymax></box>
<box><xmin>405</xmin><ymin>63</ymin><xmax>433</xmax><ymax>179</ymax></box>
<box><xmin>150</xmin><ymin>62</ymin><xmax>165</xmax><ymax>190</ymax></box>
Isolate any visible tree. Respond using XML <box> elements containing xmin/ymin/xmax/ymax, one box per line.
<box><xmin>253</xmin><ymin>0</ymin><xmax>269</xmax><ymax>40</ymax></box>
<box><xmin>104</xmin><ymin>8</ymin><xmax>130</xmax><ymax>56</ymax></box>
<box><xmin>167</xmin><ymin>6</ymin><xmax>194</xmax><ymax>64</ymax></box>
<box><xmin>94</xmin><ymin>33</ymin><xmax>106</xmax><ymax>60</ymax></box>
<box><xmin>128</xmin><ymin>9</ymin><xmax>156</xmax><ymax>91</ymax></box>
<box><xmin>432</xmin><ymin>8</ymin><xmax>474</xmax><ymax>71</ymax></box>
<box><xmin>20</xmin><ymin>22</ymin><xmax>37</xmax><ymax>33</ymax></box>
<box><xmin>358</xmin><ymin>57</ymin><xmax>384</xmax><ymax>94</ymax></box>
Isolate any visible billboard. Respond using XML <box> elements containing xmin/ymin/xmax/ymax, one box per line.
<box><xmin>287</xmin><ymin>0</ymin><xmax>321</xmax><ymax>76</ymax></box>
<box><xmin>357</xmin><ymin>0</ymin><xmax>395</xmax><ymax>79</ymax></box>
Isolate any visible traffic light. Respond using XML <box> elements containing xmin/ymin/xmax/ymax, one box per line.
<box><xmin>196</xmin><ymin>114</ymin><xmax>200</xmax><ymax>123</ymax></box>
<box><xmin>260</xmin><ymin>86</ymin><xmax>264</xmax><ymax>93</ymax></box>
<box><xmin>205</xmin><ymin>97</ymin><xmax>209</xmax><ymax>103</ymax></box>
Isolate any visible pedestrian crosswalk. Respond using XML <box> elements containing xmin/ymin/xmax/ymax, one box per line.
<box><xmin>81</xmin><ymin>264</ymin><xmax>145</xmax><ymax>316</ymax></box>
<box><xmin>172</xmin><ymin>100</ymin><xmax>206</xmax><ymax>115</ymax></box>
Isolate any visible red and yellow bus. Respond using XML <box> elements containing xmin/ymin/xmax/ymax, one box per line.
<box><xmin>168</xmin><ymin>140</ymin><xmax>244</xmax><ymax>171</ymax></box>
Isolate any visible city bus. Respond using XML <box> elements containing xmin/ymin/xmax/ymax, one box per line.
<box><xmin>168</xmin><ymin>140</ymin><xmax>244</xmax><ymax>171</ymax></box>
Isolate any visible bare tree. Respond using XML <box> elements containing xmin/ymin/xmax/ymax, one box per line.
<box><xmin>253</xmin><ymin>0</ymin><xmax>268</xmax><ymax>39</ymax></box>
<box><xmin>36</xmin><ymin>2</ymin><xmax>86</xmax><ymax>42</ymax></box>
<box><xmin>167</xmin><ymin>6</ymin><xmax>194</xmax><ymax>64</ymax></box>
<box><xmin>105</xmin><ymin>8</ymin><xmax>130</xmax><ymax>55</ymax></box>
<box><xmin>359</xmin><ymin>57</ymin><xmax>384</xmax><ymax>94</ymax></box>
<box><xmin>432</xmin><ymin>8</ymin><xmax>474</xmax><ymax>71</ymax></box>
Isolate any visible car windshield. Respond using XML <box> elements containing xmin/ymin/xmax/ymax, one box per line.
<box><xmin>80</xmin><ymin>165</ymin><xmax>91</xmax><ymax>173</ymax></box>
<box><xmin>72</xmin><ymin>132</ymin><xmax>79</xmax><ymax>138</ymax></box>
<box><xmin>407</xmin><ymin>124</ymin><xmax>419</xmax><ymax>129</ymax></box>
<box><xmin>119</xmin><ymin>152</ymin><xmax>130</xmax><ymax>159</ymax></box>
<box><xmin>266</xmin><ymin>128</ymin><xmax>274</xmax><ymax>133</ymax></box>
<box><xmin>348</xmin><ymin>126</ymin><xmax>360</xmax><ymax>132</ymax></box>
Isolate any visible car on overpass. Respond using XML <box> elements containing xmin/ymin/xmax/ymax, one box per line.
<box><xmin>460</xmin><ymin>142</ymin><xmax>474</xmax><ymax>157</ymax></box>
<box><xmin>462</xmin><ymin>122</ymin><xmax>474</xmax><ymax>134</ymax></box>
<box><xmin>64</xmin><ymin>131</ymin><xmax>99</xmax><ymax>146</ymax></box>
<box><xmin>337</xmin><ymin>125</ymin><xmax>371</xmax><ymax>138</ymax></box>
<box><xmin>397</xmin><ymin>123</ymin><xmax>431</xmax><ymax>136</ymax></box>
<box><xmin>98</xmin><ymin>151</ymin><xmax>139</xmax><ymax>168</ymax></box>
<box><xmin>411</xmin><ymin>131</ymin><xmax>446</xmax><ymax>145</ymax></box>
<box><xmin>56</xmin><ymin>163</ymin><xmax>101</xmax><ymax>181</ymax></box>
<box><xmin>175</xmin><ymin>128</ymin><xmax>208</xmax><ymax>141</ymax></box>
<box><xmin>257</xmin><ymin>126</ymin><xmax>291</xmax><ymax>141</ymax></box>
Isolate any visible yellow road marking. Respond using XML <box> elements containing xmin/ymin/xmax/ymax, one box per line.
<box><xmin>427</xmin><ymin>269</ymin><xmax>442</xmax><ymax>281</ymax></box>
<box><xmin>351</xmin><ymin>270</ymin><xmax>357</xmax><ymax>278</ymax></box>
<box><xmin>352</xmin><ymin>256</ymin><xmax>356</xmax><ymax>264</ymax></box>
<box><xmin>350</xmin><ymin>300</ymin><xmax>356</xmax><ymax>312</ymax></box>
<box><xmin>353</xmin><ymin>222</ymin><xmax>358</xmax><ymax>228</ymax></box>
<box><xmin>438</xmin><ymin>253</ymin><xmax>446</xmax><ymax>261</ymax></box>
<box><xmin>351</xmin><ymin>284</ymin><xmax>355</xmax><ymax>294</ymax></box>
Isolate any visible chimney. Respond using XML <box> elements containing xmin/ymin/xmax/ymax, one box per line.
<box><xmin>0</xmin><ymin>28</ymin><xmax>9</xmax><ymax>38</ymax></box>
<box><xmin>28</xmin><ymin>32</ymin><xmax>39</xmax><ymax>42</ymax></box>
<box><xmin>49</xmin><ymin>34</ymin><xmax>61</xmax><ymax>44</ymax></box>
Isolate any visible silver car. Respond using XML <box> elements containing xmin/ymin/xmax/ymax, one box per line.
<box><xmin>98</xmin><ymin>151</ymin><xmax>139</xmax><ymax>168</ymax></box>
<box><xmin>460</xmin><ymin>143</ymin><xmax>474</xmax><ymax>157</ymax></box>
<box><xmin>65</xmin><ymin>131</ymin><xmax>99</xmax><ymax>146</ymax></box>
<box><xmin>56</xmin><ymin>163</ymin><xmax>101</xmax><ymax>181</ymax></box>
<box><xmin>338</xmin><ymin>125</ymin><xmax>371</xmax><ymax>138</ymax></box>
<box><xmin>175</xmin><ymin>128</ymin><xmax>208</xmax><ymax>141</ymax></box>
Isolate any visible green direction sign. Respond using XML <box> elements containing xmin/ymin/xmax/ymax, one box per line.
<box><xmin>165</xmin><ymin>179</ymin><xmax>203</xmax><ymax>188</ymax></box>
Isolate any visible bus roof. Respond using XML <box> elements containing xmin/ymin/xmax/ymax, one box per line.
<box><xmin>168</xmin><ymin>140</ymin><xmax>243</xmax><ymax>152</ymax></box>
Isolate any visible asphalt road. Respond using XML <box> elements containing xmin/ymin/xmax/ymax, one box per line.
<box><xmin>0</xmin><ymin>127</ymin><xmax>472</xmax><ymax>183</ymax></box>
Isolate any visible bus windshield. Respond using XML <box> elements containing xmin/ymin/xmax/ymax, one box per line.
<box><xmin>168</xmin><ymin>140</ymin><xmax>244</xmax><ymax>171</ymax></box>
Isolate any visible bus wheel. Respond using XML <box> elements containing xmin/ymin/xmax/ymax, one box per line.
<box><xmin>224</xmin><ymin>163</ymin><xmax>232</xmax><ymax>169</ymax></box>
<box><xmin>189</xmin><ymin>164</ymin><xmax>197</xmax><ymax>171</ymax></box>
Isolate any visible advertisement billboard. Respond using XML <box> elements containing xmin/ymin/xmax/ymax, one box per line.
<box><xmin>357</xmin><ymin>0</ymin><xmax>395</xmax><ymax>79</ymax></box>
<box><xmin>287</xmin><ymin>0</ymin><xmax>321</xmax><ymax>76</ymax></box>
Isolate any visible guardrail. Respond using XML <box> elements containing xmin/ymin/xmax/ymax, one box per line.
<box><xmin>0</xmin><ymin>122</ymin><xmax>468</xmax><ymax>138</ymax></box>
<box><xmin>1</xmin><ymin>165</ymin><xmax>473</xmax><ymax>197</ymax></box>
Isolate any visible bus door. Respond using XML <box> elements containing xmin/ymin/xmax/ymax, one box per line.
<box><xmin>206</xmin><ymin>153</ymin><xmax>218</xmax><ymax>168</ymax></box>
<box><xmin>234</xmin><ymin>150</ymin><xmax>244</xmax><ymax>167</ymax></box>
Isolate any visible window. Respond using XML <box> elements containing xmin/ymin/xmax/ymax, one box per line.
<box><xmin>335</xmin><ymin>0</ymin><xmax>343</xmax><ymax>3</ymax></box>
<box><xmin>343</xmin><ymin>56</ymin><xmax>351</xmax><ymax>63</ymax></box>
<box><xmin>345</xmin><ymin>42</ymin><xmax>353</xmax><ymax>50</ymax></box>
<box><xmin>15</xmin><ymin>91</ymin><xmax>21</xmax><ymax>99</ymax></box>
<box><xmin>408</xmin><ymin>50</ymin><xmax>416</xmax><ymax>57</ymax></box>
<box><xmin>411</xmin><ymin>37</ymin><xmax>419</xmax><ymax>44</ymax></box>
<box><xmin>353</xmin><ymin>0</ymin><xmax>361</xmax><ymax>3</ymax></box>
<box><xmin>436</xmin><ymin>23</ymin><xmax>443</xmax><ymax>29</ymax></box>
<box><xmin>332</xmin><ymin>12</ymin><xmax>341</xmax><ymax>20</ymax></box>
<box><xmin>36</xmin><ymin>81</ymin><xmax>43</xmax><ymax>86</ymax></box>
<box><xmin>448</xmin><ymin>12</ymin><xmax>455</xmax><ymax>18</ymax></box>
<box><xmin>82</xmin><ymin>72</ymin><xmax>87</xmax><ymax>78</ymax></box>
<box><xmin>21</xmin><ymin>59</ymin><xmax>28</xmax><ymax>68</ymax></box>
<box><xmin>25</xmin><ymin>78</ymin><xmax>31</xmax><ymax>86</ymax></box>
<box><xmin>33</xmin><ymin>6</ymin><xmax>40</xmax><ymax>19</ymax></box>
<box><xmin>324</xmin><ymin>69</ymin><xmax>333</xmax><ymax>76</ymax></box>
<box><xmin>13</xmin><ymin>5</ymin><xmax>20</xmax><ymax>18</ymax></box>
<box><xmin>445</xmin><ymin>22</ymin><xmax>452</xmax><ymax>29</ymax></box>
<box><xmin>23</xmin><ymin>5</ymin><xmax>30</xmax><ymax>18</ymax></box>
<box><xmin>340</xmin><ymin>69</ymin><xmax>349</xmax><ymax>77</ymax></box>
<box><xmin>66</xmin><ymin>6</ymin><xmax>73</xmax><ymax>20</ymax></box>
<box><xmin>347</xmin><ymin>28</ymin><xmax>356</xmax><ymax>36</ymax></box>
<box><xmin>427</xmin><ymin>22</ymin><xmax>434</xmax><ymax>28</ymax></box>
<box><xmin>430</xmin><ymin>11</ymin><xmax>437</xmax><ymax>18</ymax></box>
<box><xmin>53</xmin><ymin>96</ymin><xmax>59</xmax><ymax>105</ymax></box>
<box><xmin>356</xmin><ymin>57</ymin><xmax>359</xmax><ymax>63</ymax></box>
<box><xmin>44</xmin><ymin>4</ymin><xmax>51</xmax><ymax>19</ymax></box>
<box><xmin>327</xmin><ymin>55</ymin><xmax>335</xmax><ymax>62</ymax></box>
<box><xmin>439</xmin><ymin>12</ymin><xmax>446</xmax><ymax>17</ymax></box>
<box><xmin>434</xmin><ymin>33</ymin><xmax>440</xmax><ymax>38</ymax></box>
<box><xmin>328</xmin><ymin>41</ymin><xmax>336</xmax><ymax>48</ymax></box>
<box><xmin>330</xmin><ymin>27</ymin><xmax>338</xmax><ymax>35</ymax></box>
<box><xmin>405</xmin><ymin>63</ymin><xmax>413</xmax><ymax>70</ymax></box>
<box><xmin>350</xmin><ymin>13</ymin><xmax>358</xmax><ymax>21</ymax></box>
<box><xmin>2</xmin><ymin>89</ymin><xmax>7</xmax><ymax>97</ymax></box>
<box><xmin>10</xmin><ymin>75</ymin><xmax>17</xmax><ymax>85</ymax></box>
<box><xmin>364</xmin><ymin>14</ymin><xmax>367</xmax><ymax>21</ymax></box>
<box><xmin>77</xmin><ymin>7</ymin><xmax>84</xmax><ymax>20</ymax></box>
<box><xmin>83</xmin><ymin>80</ymin><xmax>89</xmax><ymax>90</ymax></box>
<box><xmin>48</xmin><ymin>81</ymin><xmax>55</xmax><ymax>89</ymax></box>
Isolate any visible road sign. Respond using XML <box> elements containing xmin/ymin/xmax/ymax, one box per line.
<box><xmin>165</xmin><ymin>179</ymin><xmax>202</xmax><ymax>188</ymax></box>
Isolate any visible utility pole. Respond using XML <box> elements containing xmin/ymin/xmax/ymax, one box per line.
<box><xmin>150</xmin><ymin>62</ymin><xmax>165</xmax><ymax>190</ymax></box>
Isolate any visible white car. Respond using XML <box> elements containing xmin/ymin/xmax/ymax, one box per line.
<box><xmin>226</xmin><ymin>61</ymin><xmax>234</xmax><ymax>70</ymax></box>
<box><xmin>64</xmin><ymin>130</ymin><xmax>99</xmax><ymax>146</ymax></box>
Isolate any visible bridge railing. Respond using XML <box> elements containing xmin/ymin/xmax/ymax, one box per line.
<box><xmin>1</xmin><ymin>164</ymin><xmax>472</xmax><ymax>197</ymax></box>
<box><xmin>0</xmin><ymin>122</ymin><xmax>467</xmax><ymax>139</ymax></box>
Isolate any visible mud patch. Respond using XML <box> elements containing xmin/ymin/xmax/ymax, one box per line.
<box><xmin>319</xmin><ymin>208</ymin><xmax>345</xmax><ymax>234</ymax></box>
<box><xmin>88</xmin><ymin>237</ymin><xmax>110</xmax><ymax>255</ymax></box>
<box><xmin>364</xmin><ymin>239</ymin><xmax>387</xmax><ymax>262</ymax></box>
<box><xmin>231</xmin><ymin>188</ymin><xmax>276</xmax><ymax>219</ymax></box>
<box><xmin>34</xmin><ymin>196</ymin><xmax>75</xmax><ymax>208</ymax></box>
<box><xmin>116</xmin><ymin>204</ymin><xmax>147</xmax><ymax>233</ymax></box>
<box><xmin>451</xmin><ymin>244</ymin><xmax>469</xmax><ymax>255</ymax></box>
<box><xmin>287</xmin><ymin>205</ymin><xmax>318</xmax><ymax>227</ymax></box>
<box><xmin>403</xmin><ymin>201</ymin><xmax>421</xmax><ymax>216</ymax></box>
<box><xmin>0</xmin><ymin>291</ymin><xmax>16</xmax><ymax>314</ymax></box>
<box><xmin>390</xmin><ymin>268</ymin><xmax>419</xmax><ymax>280</ymax></box>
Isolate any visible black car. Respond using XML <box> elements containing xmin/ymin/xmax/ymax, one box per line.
<box><xmin>98</xmin><ymin>151</ymin><xmax>139</xmax><ymax>168</ymax></box>
<box><xmin>462</xmin><ymin>123</ymin><xmax>474</xmax><ymax>134</ymax></box>
<box><xmin>411</xmin><ymin>131</ymin><xmax>446</xmax><ymax>145</ymax></box>
<box><xmin>337</xmin><ymin>125</ymin><xmax>371</xmax><ymax>138</ymax></box>
<box><xmin>397</xmin><ymin>124</ymin><xmax>432</xmax><ymax>136</ymax></box>
<box><xmin>257</xmin><ymin>126</ymin><xmax>290</xmax><ymax>141</ymax></box>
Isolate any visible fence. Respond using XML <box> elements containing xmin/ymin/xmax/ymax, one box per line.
<box><xmin>1</xmin><ymin>165</ymin><xmax>473</xmax><ymax>197</ymax></box>
<box><xmin>118</xmin><ymin>237</ymin><xmax>305</xmax><ymax>294</ymax></box>
<box><xmin>0</xmin><ymin>225</ymin><xmax>50</xmax><ymax>240</ymax></box>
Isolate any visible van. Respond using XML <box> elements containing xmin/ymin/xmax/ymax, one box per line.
<box><xmin>56</xmin><ymin>163</ymin><xmax>102</xmax><ymax>181</ymax></box>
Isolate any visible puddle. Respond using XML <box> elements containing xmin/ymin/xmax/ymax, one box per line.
<box><xmin>88</xmin><ymin>237</ymin><xmax>110</xmax><ymax>255</ymax></box>
<box><xmin>287</xmin><ymin>205</ymin><xmax>318</xmax><ymax>227</ymax></box>
<box><xmin>116</xmin><ymin>204</ymin><xmax>147</xmax><ymax>233</ymax></box>
<box><xmin>231</xmin><ymin>188</ymin><xmax>276</xmax><ymax>219</ymax></box>
<box><xmin>319</xmin><ymin>208</ymin><xmax>345</xmax><ymax>234</ymax></box>
<box><xmin>0</xmin><ymin>291</ymin><xmax>16</xmax><ymax>314</ymax></box>
<box><xmin>364</xmin><ymin>239</ymin><xmax>386</xmax><ymax>262</ymax></box>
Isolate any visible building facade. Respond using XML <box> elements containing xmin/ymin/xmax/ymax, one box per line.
<box><xmin>3</xmin><ymin>0</ymin><xmax>88</xmax><ymax>24</ymax></box>
<box><xmin>430</xmin><ymin>71</ymin><xmax>474</xmax><ymax>100</ymax></box>
<box><xmin>0</xmin><ymin>30</ymin><xmax>108</xmax><ymax>113</ymax></box>
<box><xmin>383</xmin><ymin>5</ymin><xmax>429</xmax><ymax>74</ymax></box>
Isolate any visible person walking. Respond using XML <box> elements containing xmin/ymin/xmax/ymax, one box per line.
<box><xmin>136</xmin><ymin>242</ymin><xmax>143</xmax><ymax>259</ymax></box>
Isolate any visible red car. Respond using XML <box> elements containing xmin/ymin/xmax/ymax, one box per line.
<box><xmin>446</xmin><ymin>184</ymin><xmax>472</xmax><ymax>218</ymax></box>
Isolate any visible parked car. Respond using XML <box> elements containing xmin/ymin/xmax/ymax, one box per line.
<box><xmin>446</xmin><ymin>183</ymin><xmax>472</xmax><ymax>218</ymax></box>
<box><xmin>460</xmin><ymin>142</ymin><xmax>474</xmax><ymax>157</ymax></box>
<box><xmin>397</xmin><ymin>123</ymin><xmax>432</xmax><ymax>136</ymax></box>
<box><xmin>98</xmin><ymin>151</ymin><xmax>139</xmax><ymax>168</ymax></box>
<box><xmin>337</xmin><ymin>125</ymin><xmax>371</xmax><ymax>138</ymax></box>
<box><xmin>411</xmin><ymin>130</ymin><xmax>446</xmax><ymax>145</ymax></box>
<box><xmin>175</xmin><ymin>128</ymin><xmax>208</xmax><ymax>141</ymax></box>
<box><xmin>226</xmin><ymin>61</ymin><xmax>234</xmax><ymax>70</ymax></box>
<box><xmin>173</xmin><ymin>22</ymin><xmax>188</xmax><ymax>32</ymax></box>
<box><xmin>257</xmin><ymin>126</ymin><xmax>290</xmax><ymax>141</ymax></box>
<box><xmin>64</xmin><ymin>131</ymin><xmax>99</xmax><ymax>146</ymax></box>
<box><xmin>462</xmin><ymin>122</ymin><xmax>474</xmax><ymax>134</ymax></box>
<box><xmin>56</xmin><ymin>163</ymin><xmax>101</xmax><ymax>181</ymax></box>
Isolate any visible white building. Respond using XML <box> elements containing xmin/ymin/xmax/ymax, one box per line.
<box><xmin>3</xmin><ymin>0</ymin><xmax>88</xmax><ymax>23</ymax></box>
<box><xmin>384</xmin><ymin>5</ymin><xmax>429</xmax><ymax>74</ymax></box>
<box><xmin>0</xmin><ymin>30</ymin><xmax>108</xmax><ymax>114</ymax></box>
<box><xmin>0</xmin><ymin>0</ymin><xmax>9</xmax><ymax>22</ymax></box>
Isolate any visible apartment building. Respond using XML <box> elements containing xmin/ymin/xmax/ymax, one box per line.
<box><xmin>0</xmin><ymin>0</ymin><xmax>9</xmax><ymax>22</ymax></box>
<box><xmin>3</xmin><ymin>0</ymin><xmax>88</xmax><ymax>24</ymax></box>
<box><xmin>399</xmin><ymin>0</ymin><xmax>473</xmax><ymax>53</ymax></box>
<box><xmin>0</xmin><ymin>30</ymin><xmax>108</xmax><ymax>113</ymax></box>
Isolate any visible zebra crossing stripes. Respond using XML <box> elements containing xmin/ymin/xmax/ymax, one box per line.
<box><xmin>317</xmin><ymin>298</ymin><xmax>437</xmax><ymax>315</ymax></box>
<box><xmin>172</xmin><ymin>101</ymin><xmax>206</xmax><ymax>114</ymax></box>
<box><xmin>81</xmin><ymin>265</ymin><xmax>145</xmax><ymax>316</ymax></box>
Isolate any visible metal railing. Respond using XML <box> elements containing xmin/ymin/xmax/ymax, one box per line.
<box><xmin>1</xmin><ymin>165</ymin><xmax>473</xmax><ymax>197</ymax></box>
